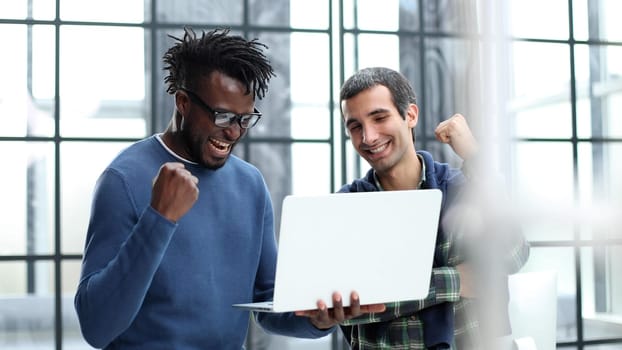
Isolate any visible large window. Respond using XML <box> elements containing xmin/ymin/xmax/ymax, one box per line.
<box><xmin>1</xmin><ymin>0</ymin><xmax>621</xmax><ymax>349</ymax></box>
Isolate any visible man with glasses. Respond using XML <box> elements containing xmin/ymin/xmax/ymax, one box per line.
<box><xmin>74</xmin><ymin>27</ymin><xmax>378</xmax><ymax>349</ymax></box>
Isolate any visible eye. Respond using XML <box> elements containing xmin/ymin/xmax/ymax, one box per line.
<box><xmin>348</xmin><ymin>124</ymin><xmax>361</xmax><ymax>133</ymax></box>
<box><xmin>374</xmin><ymin>115</ymin><xmax>389</xmax><ymax>122</ymax></box>
<box><xmin>215</xmin><ymin>111</ymin><xmax>237</xmax><ymax>121</ymax></box>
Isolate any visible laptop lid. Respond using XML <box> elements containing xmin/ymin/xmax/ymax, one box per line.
<box><xmin>234</xmin><ymin>189</ymin><xmax>442</xmax><ymax>313</ymax></box>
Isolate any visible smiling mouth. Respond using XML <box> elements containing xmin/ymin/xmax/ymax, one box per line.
<box><xmin>368</xmin><ymin>143</ymin><xmax>388</xmax><ymax>154</ymax></box>
<box><xmin>209</xmin><ymin>138</ymin><xmax>232</xmax><ymax>152</ymax></box>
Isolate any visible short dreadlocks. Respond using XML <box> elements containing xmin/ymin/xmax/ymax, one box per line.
<box><xmin>163</xmin><ymin>27</ymin><xmax>275</xmax><ymax>100</ymax></box>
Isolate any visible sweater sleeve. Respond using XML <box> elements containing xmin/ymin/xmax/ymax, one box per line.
<box><xmin>74</xmin><ymin>169</ymin><xmax>177</xmax><ymax>348</ymax></box>
<box><xmin>256</xmin><ymin>312</ymin><xmax>335</xmax><ymax>338</ymax></box>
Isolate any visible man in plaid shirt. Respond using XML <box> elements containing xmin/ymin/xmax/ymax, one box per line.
<box><xmin>306</xmin><ymin>67</ymin><xmax>530</xmax><ymax>349</ymax></box>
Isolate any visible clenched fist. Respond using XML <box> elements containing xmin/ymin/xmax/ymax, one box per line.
<box><xmin>150</xmin><ymin>162</ymin><xmax>199</xmax><ymax>222</ymax></box>
<box><xmin>434</xmin><ymin>114</ymin><xmax>478</xmax><ymax>161</ymax></box>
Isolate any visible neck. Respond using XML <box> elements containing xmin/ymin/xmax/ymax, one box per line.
<box><xmin>161</xmin><ymin>114</ymin><xmax>190</xmax><ymax>160</ymax></box>
<box><xmin>375</xmin><ymin>150</ymin><xmax>422</xmax><ymax>191</ymax></box>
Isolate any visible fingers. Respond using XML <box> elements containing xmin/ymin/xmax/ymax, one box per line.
<box><xmin>296</xmin><ymin>292</ymin><xmax>386</xmax><ymax>330</ymax></box>
<box><xmin>299</xmin><ymin>300</ymin><xmax>335</xmax><ymax>330</ymax></box>
<box><xmin>163</xmin><ymin>162</ymin><xmax>199</xmax><ymax>185</ymax></box>
<box><xmin>348</xmin><ymin>292</ymin><xmax>361</xmax><ymax>317</ymax></box>
<box><xmin>361</xmin><ymin>303</ymin><xmax>386</xmax><ymax>313</ymax></box>
<box><xmin>151</xmin><ymin>162</ymin><xmax>200</xmax><ymax>222</ymax></box>
<box><xmin>331</xmin><ymin>292</ymin><xmax>345</xmax><ymax>322</ymax></box>
<box><xmin>349</xmin><ymin>292</ymin><xmax>386</xmax><ymax>315</ymax></box>
<box><xmin>434</xmin><ymin>114</ymin><xmax>478</xmax><ymax>160</ymax></box>
<box><xmin>434</xmin><ymin>113</ymin><xmax>466</xmax><ymax>144</ymax></box>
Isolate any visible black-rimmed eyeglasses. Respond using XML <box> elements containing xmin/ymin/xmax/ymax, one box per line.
<box><xmin>180</xmin><ymin>88</ymin><xmax>262</xmax><ymax>129</ymax></box>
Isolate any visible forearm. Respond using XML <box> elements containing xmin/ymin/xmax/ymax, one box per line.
<box><xmin>256</xmin><ymin>312</ymin><xmax>335</xmax><ymax>338</ymax></box>
<box><xmin>503</xmin><ymin>229</ymin><xmax>530</xmax><ymax>274</ymax></box>
<box><xmin>459</xmin><ymin>157</ymin><xmax>530</xmax><ymax>274</ymax></box>
<box><xmin>75</xmin><ymin>207</ymin><xmax>176</xmax><ymax>348</ymax></box>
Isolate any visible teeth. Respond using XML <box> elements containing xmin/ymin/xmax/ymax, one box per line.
<box><xmin>210</xmin><ymin>138</ymin><xmax>230</xmax><ymax>151</ymax></box>
<box><xmin>369</xmin><ymin>144</ymin><xmax>387</xmax><ymax>154</ymax></box>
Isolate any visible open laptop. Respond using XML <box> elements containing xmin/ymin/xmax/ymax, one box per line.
<box><xmin>233</xmin><ymin>189</ymin><xmax>442</xmax><ymax>313</ymax></box>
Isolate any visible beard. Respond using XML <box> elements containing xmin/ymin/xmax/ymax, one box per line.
<box><xmin>181</xmin><ymin>126</ymin><xmax>236</xmax><ymax>170</ymax></box>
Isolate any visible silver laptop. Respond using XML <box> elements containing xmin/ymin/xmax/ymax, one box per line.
<box><xmin>233</xmin><ymin>189</ymin><xmax>442</xmax><ymax>313</ymax></box>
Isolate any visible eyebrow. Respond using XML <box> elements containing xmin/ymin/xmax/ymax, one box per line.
<box><xmin>344</xmin><ymin>107</ymin><xmax>391</xmax><ymax>128</ymax></box>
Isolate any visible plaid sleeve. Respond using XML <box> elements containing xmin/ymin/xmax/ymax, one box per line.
<box><xmin>433</xmin><ymin>266</ymin><xmax>461</xmax><ymax>302</ymax></box>
<box><xmin>341</xmin><ymin>266</ymin><xmax>460</xmax><ymax>326</ymax></box>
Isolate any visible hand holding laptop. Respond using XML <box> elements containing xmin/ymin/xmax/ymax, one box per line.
<box><xmin>232</xmin><ymin>190</ymin><xmax>441</xmax><ymax>313</ymax></box>
<box><xmin>295</xmin><ymin>291</ymin><xmax>386</xmax><ymax>329</ymax></box>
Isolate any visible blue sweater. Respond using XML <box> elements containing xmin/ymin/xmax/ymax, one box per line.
<box><xmin>74</xmin><ymin>135</ymin><xmax>331</xmax><ymax>349</ymax></box>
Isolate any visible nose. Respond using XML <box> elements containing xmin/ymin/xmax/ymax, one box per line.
<box><xmin>361</xmin><ymin>125</ymin><xmax>378</xmax><ymax>145</ymax></box>
<box><xmin>222</xmin><ymin>121</ymin><xmax>243</xmax><ymax>140</ymax></box>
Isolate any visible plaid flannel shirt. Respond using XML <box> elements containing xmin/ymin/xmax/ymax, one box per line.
<box><xmin>338</xmin><ymin>151</ymin><xmax>530</xmax><ymax>350</ymax></box>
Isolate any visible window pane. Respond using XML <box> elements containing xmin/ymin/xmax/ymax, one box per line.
<box><xmin>598</xmin><ymin>0</ymin><xmax>622</xmax><ymax>41</ymax></box>
<box><xmin>575</xmin><ymin>44</ymin><xmax>592</xmax><ymax>139</ymax></box>
<box><xmin>290</xmin><ymin>33</ymin><xmax>330</xmax><ymax>140</ymax></box>
<box><xmin>31</xmin><ymin>25</ymin><xmax>57</xmax><ymax>137</ymax></box>
<box><xmin>0</xmin><ymin>261</ymin><xmax>55</xmax><ymax>349</ymax></box>
<box><xmin>62</xmin><ymin>261</ymin><xmax>86</xmax><ymax>349</ymax></box>
<box><xmin>291</xmin><ymin>0</ymin><xmax>329</xmax><ymax>29</ymax></box>
<box><xmin>572</xmin><ymin>0</ymin><xmax>587</xmax><ymax>40</ymax></box>
<box><xmin>520</xmin><ymin>247</ymin><xmax>578</xmax><ymax>342</ymax></box>
<box><xmin>398</xmin><ymin>0</ymin><xmax>420</xmax><ymax>31</ymax></box>
<box><xmin>0</xmin><ymin>142</ymin><xmax>55</xmax><ymax>255</ymax></box>
<box><xmin>0</xmin><ymin>24</ymin><xmax>56</xmax><ymax>138</ymax></box>
<box><xmin>344</xmin><ymin>0</ymin><xmax>399</xmax><ymax>31</ymax></box>
<box><xmin>245</xmin><ymin>32</ymin><xmax>294</xmax><ymax>139</ymax></box>
<box><xmin>0</xmin><ymin>25</ymin><xmax>26</xmax><ymax>136</ymax></box>
<box><xmin>290</xmin><ymin>33</ymin><xmax>330</xmax><ymax>106</ymax></box>
<box><xmin>509</xmin><ymin>42</ymin><xmax>572</xmax><ymax>138</ymax></box>
<box><xmin>59</xmin><ymin>26</ymin><xmax>148</xmax><ymax>138</ymax></box>
<box><xmin>575</xmin><ymin>44</ymin><xmax>622</xmax><ymax>139</ymax></box>
<box><xmin>574</xmin><ymin>0</ymin><xmax>622</xmax><ymax>42</ymax></box>
<box><xmin>358</xmin><ymin>34</ymin><xmax>400</xmax><ymax>70</ymax></box>
<box><xmin>514</xmin><ymin>102</ymin><xmax>573</xmax><ymax>139</ymax></box>
<box><xmin>0</xmin><ymin>262</ymin><xmax>27</xmax><ymax>294</ymax></box>
<box><xmin>291</xmin><ymin>143</ymin><xmax>331</xmax><ymax>195</ymax></box>
<box><xmin>60</xmin><ymin>141</ymin><xmax>133</xmax><ymax>254</ymax></box>
<box><xmin>248</xmin><ymin>143</ymin><xmax>292</xmax><ymax>236</ymax></box>
<box><xmin>514</xmin><ymin>142</ymin><xmax>575</xmax><ymax>241</ymax></box>
<box><xmin>61</xmin><ymin>0</ymin><xmax>146</xmax><ymax>23</ymax></box>
<box><xmin>344</xmin><ymin>145</ymin><xmax>370</xmax><ymax>185</ymax></box>
<box><xmin>582</xmin><ymin>246</ymin><xmax>622</xmax><ymax>341</ymax></box>
<box><xmin>508</xmin><ymin>0</ymin><xmax>569</xmax><ymax>39</ymax></box>
<box><xmin>155</xmin><ymin>0</ymin><xmax>242</xmax><ymax>24</ymax></box>
<box><xmin>511</xmin><ymin>42</ymin><xmax>570</xmax><ymax>99</ymax></box>
<box><xmin>250</xmin><ymin>0</ymin><xmax>330</xmax><ymax>30</ymax></box>
<box><xmin>342</xmin><ymin>33</ymin><xmax>357</xmax><ymax>77</ymax></box>
<box><xmin>290</xmin><ymin>106</ymin><xmax>331</xmax><ymax>140</ymax></box>
<box><xmin>0</xmin><ymin>0</ymin><xmax>55</xmax><ymax>20</ymax></box>
<box><xmin>578</xmin><ymin>143</ymin><xmax>622</xmax><ymax>241</ymax></box>
<box><xmin>421</xmin><ymin>38</ymin><xmax>482</xmax><ymax>140</ymax></box>
<box><xmin>422</xmin><ymin>0</ymin><xmax>478</xmax><ymax>34</ymax></box>
<box><xmin>251</xmin><ymin>0</ymin><xmax>290</xmax><ymax>27</ymax></box>
<box><xmin>585</xmin><ymin>345</ymin><xmax>622</xmax><ymax>350</ymax></box>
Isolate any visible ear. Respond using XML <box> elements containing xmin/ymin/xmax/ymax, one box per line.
<box><xmin>406</xmin><ymin>103</ymin><xmax>419</xmax><ymax>129</ymax></box>
<box><xmin>175</xmin><ymin>90</ymin><xmax>189</xmax><ymax>116</ymax></box>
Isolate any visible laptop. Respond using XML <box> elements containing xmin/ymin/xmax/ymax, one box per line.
<box><xmin>232</xmin><ymin>189</ymin><xmax>442</xmax><ymax>313</ymax></box>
